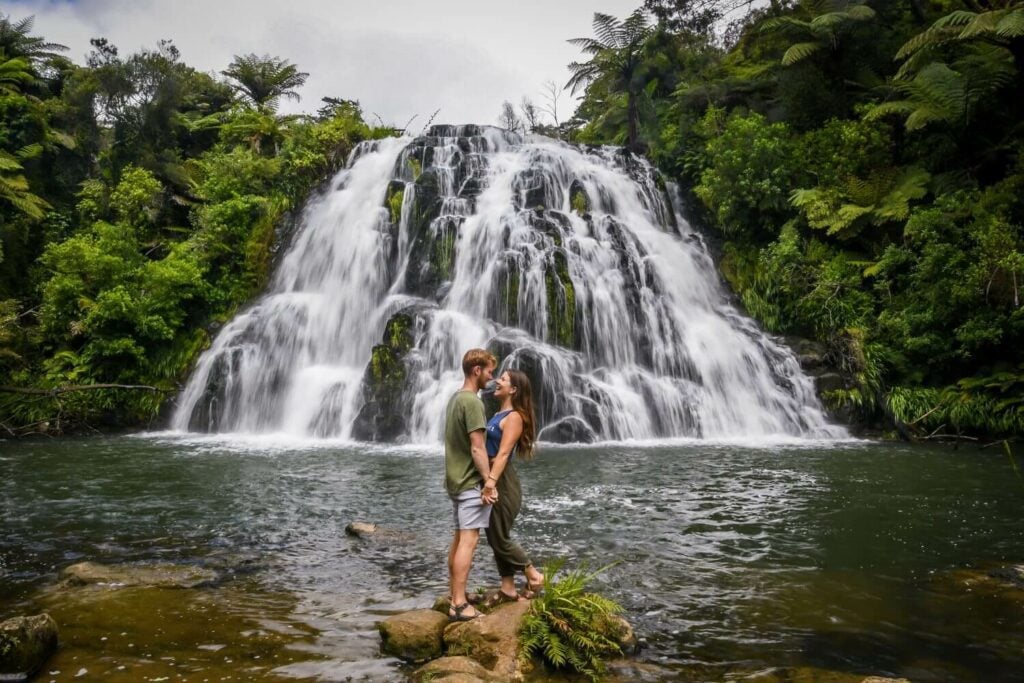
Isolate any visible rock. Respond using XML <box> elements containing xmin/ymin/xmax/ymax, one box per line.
<box><xmin>987</xmin><ymin>564</ymin><xmax>1024</xmax><ymax>589</ymax></box>
<box><xmin>443</xmin><ymin>600</ymin><xmax>532</xmax><ymax>681</ymax></box>
<box><xmin>605</xmin><ymin>658</ymin><xmax>676</xmax><ymax>682</ymax></box>
<box><xmin>0</xmin><ymin>614</ymin><xmax>59</xmax><ymax>681</ymax></box>
<box><xmin>539</xmin><ymin>416</ymin><xmax>597</xmax><ymax>444</ymax></box>
<box><xmin>606</xmin><ymin>614</ymin><xmax>639</xmax><ymax>654</ymax></box>
<box><xmin>862</xmin><ymin>678</ymin><xmax>910</xmax><ymax>683</ymax></box>
<box><xmin>351</xmin><ymin>310</ymin><xmax>418</xmax><ymax>441</ymax></box>
<box><xmin>812</xmin><ymin>372</ymin><xmax>847</xmax><ymax>395</ymax></box>
<box><xmin>413</xmin><ymin>655</ymin><xmax>498</xmax><ymax>682</ymax></box>
<box><xmin>61</xmin><ymin>561</ymin><xmax>217</xmax><ymax>589</ymax></box>
<box><xmin>378</xmin><ymin>609</ymin><xmax>449</xmax><ymax>663</ymax></box>
<box><xmin>785</xmin><ymin>337</ymin><xmax>829</xmax><ymax>371</ymax></box>
<box><xmin>345</xmin><ymin>521</ymin><xmax>380</xmax><ymax>538</ymax></box>
<box><xmin>344</xmin><ymin>521</ymin><xmax>414</xmax><ymax>542</ymax></box>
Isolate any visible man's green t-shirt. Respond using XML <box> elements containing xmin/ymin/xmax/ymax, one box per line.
<box><xmin>444</xmin><ymin>390</ymin><xmax>487</xmax><ymax>495</ymax></box>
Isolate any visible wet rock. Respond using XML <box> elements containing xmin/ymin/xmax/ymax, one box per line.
<box><xmin>987</xmin><ymin>564</ymin><xmax>1024</xmax><ymax>589</ymax></box>
<box><xmin>539</xmin><ymin>416</ymin><xmax>597</xmax><ymax>444</ymax></box>
<box><xmin>443</xmin><ymin>600</ymin><xmax>532</xmax><ymax>681</ymax></box>
<box><xmin>352</xmin><ymin>310</ymin><xmax>417</xmax><ymax>441</ymax></box>
<box><xmin>813</xmin><ymin>372</ymin><xmax>847</xmax><ymax>395</ymax></box>
<box><xmin>0</xmin><ymin>614</ymin><xmax>59</xmax><ymax>682</ymax></box>
<box><xmin>378</xmin><ymin>609</ymin><xmax>449</xmax><ymax>663</ymax></box>
<box><xmin>412</xmin><ymin>655</ymin><xmax>498</xmax><ymax>682</ymax></box>
<box><xmin>344</xmin><ymin>521</ymin><xmax>415</xmax><ymax>542</ymax></box>
<box><xmin>605</xmin><ymin>658</ymin><xmax>676</xmax><ymax>682</ymax></box>
<box><xmin>785</xmin><ymin>337</ymin><xmax>829</xmax><ymax>371</ymax></box>
<box><xmin>862</xmin><ymin>678</ymin><xmax>910</xmax><ymax>683</ymax></box>
<box><xmin>606</xmin><ymin>614</ymin><xmax>639</xmax><ymax>654</ymax></box>
<box><xmin>61</xmin><ymin>561</ymin><xmax>218</xmax><ymax>589</ymax></box>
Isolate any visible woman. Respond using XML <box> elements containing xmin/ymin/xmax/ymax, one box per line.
<box><xmin>483</xmin><ymin>368</ymin><xmax>544</xmax><ymax>602</ymax></box>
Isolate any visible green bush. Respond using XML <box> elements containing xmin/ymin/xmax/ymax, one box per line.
<box><xmin>519</xmin><ymin>561</ymin><xmax>624</xmax><ymax>681</ymax></box>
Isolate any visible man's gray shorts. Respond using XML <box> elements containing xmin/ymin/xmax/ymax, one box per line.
<box><xmin>450</xmin><ymin>486</ymin><xmax>492</xmax><ymax>530</ymax></box>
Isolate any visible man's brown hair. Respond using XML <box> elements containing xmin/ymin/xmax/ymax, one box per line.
<box><xmin>462</xmin><ymin>348</ymin><xmax>497</xmax><ymax>376</ymax></box>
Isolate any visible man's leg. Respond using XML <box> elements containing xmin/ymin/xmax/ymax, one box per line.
<box><xmin>448</xmin><ymin>530</ymin><xmax>458</xmax><ymax>598</ymax></box>
<box><xmin>450</xmin><ymin>528</ymin><xmax>480</xmax><ymax>609</ymax></box>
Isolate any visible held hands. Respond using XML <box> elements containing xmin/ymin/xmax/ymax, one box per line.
<box><xmin>481</xmin><ymin>476</ymin><xmax>498</xmax><ymax>504</ymax></box>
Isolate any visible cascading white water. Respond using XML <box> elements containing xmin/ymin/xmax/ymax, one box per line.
<box><xmin>173</xmin><ymin>125</ymin><xmax>848</xmax><ymax>443</ymax></box>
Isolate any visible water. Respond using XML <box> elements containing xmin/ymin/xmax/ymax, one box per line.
<box><xmin>2</xmin><ymin>436</ymin><xmax>1023</xmax><ymax>681</ymax></box>
<box><xmin>173</xmin><ymin>126</ymin><xmax>845</xmax><ymax>443</ymax></box>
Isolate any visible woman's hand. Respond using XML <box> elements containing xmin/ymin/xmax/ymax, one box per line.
<box><xmin>482</xmin><ymin>482</ymin><xmax>498</xmax><ymax>504</ymax></box>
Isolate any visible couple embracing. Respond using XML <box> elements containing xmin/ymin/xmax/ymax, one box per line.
<box><xmin>444</xmin><ymin>348</ymin><xmax>545</xmax><ymax>622</ymax></box>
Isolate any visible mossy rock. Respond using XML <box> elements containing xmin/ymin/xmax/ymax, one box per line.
<box><xmin>378</xmin><ymin>609</ymin><xmax>448</xmax><ymax>663</ymax></box>
<box><xmin>544</xmin><ymin>249</ymin><xmax>576</xmax><ymax>349</ymax></box>
<box><xmin>385</xmin><ymin>180</ymin><xmax>406</xmax><ymax>224</ymax></box>
<box><xmin>352</xmin><ymin>310</ymin><xmax>419</xmax><ymax>441</ymax></box>
<box><xmin>413</xmin><ymin>655</ymin><xmax>498</xmax><ymax>682</ymax></box>
<box><xmin>569</xmin><ymin>179</ymin><xmax>590</xmax><ymax>215</ymax></box>
<box><xmin>0</xmin><ymin>614</ymin><xmax>58</xmax><ymax>680</ymax></box>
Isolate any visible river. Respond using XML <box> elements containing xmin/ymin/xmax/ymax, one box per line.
<box><xmin>2</xmin><ymin>434</ymin><xmax>1022</xmax><ymax>681</ymax></box>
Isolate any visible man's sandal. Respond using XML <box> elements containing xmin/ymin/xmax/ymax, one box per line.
<box><xmin>494</xmin><ymin>589</ymin><xmax>521</xmax><ymax>605</ymax></box>
<box><xmin>449</xmin><ymin>602</ymin><xmax>482</xmax><ymax>622</ymax></box>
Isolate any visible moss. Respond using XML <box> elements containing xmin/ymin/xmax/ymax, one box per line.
<box><xmin>407</xmin><ymin>156</ymin><xmax>422</xmax><ymax>180</ymax></box>
<box><xmin>384</xmin><ymin>313</ymin><xmax>414</xmax><ymax>353</ymax></box>
<box><xmin>387</xmin><ymin>185</ymin><xmax>405</xmax><ymax>224</ymax></box>
<box><xmin>432</xmin><ymin>222</ymin><xmax>458</xmax><ymax>280</ymax></box>
<box><xmin>501</xmin><ymin>265</ymin><xmax>520</xmax><ymax>324</ymax></box>
<box><xmin>571</xmin><ymin>188</ymin><xmax>588</xmax><ymax>215</ymax></box>
<box><xmin>545</xmin><ymin>250</ymin><xmax>576</xmax><ymax>348</ymax></box>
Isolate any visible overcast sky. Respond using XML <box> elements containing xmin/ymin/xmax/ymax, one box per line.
<box><xmin>8</xmin><ymin>0</ymin><xmax>644</xmax><ymax>128</ymax></box>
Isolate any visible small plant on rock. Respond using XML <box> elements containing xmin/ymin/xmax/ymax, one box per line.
<box><xmin>519</xmin><ymin>560</ymin><xmax>624</xmax><ymax>681</ymax></box>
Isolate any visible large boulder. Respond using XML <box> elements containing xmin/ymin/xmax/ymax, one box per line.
<box><xmin>539</xmin><ymin>416</ymin><xmax>597</xmax><ymax>444</ymax></box>
<box><xmin>351</xmin><ymin>310</ymin><xmax>417</xmax><ymax>441</ymax></box>
<box><xmin>378</xmin><ymin>609</ymin><xmax>449</xmax><ymax>663</ymax></box>
<box><xmin>61</xmin><ymin>561</ymin><xmax>217</xmax><ymax>589</ymax></box>
<box><xmin>0</xmin><ymin>614</ymin><xmax>58</xmax><ymax>681</ymax></box>
<box><xmin>443</xmin><ymin>600</ymin><xmax>532</xmax><ymax>681</ymax></box>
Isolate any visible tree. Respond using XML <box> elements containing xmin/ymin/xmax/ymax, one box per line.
<box><xmin>0</xmin><ymin>13</ymin><xmax>67</xmax><ymax>68</ymax></box>
<box><xmin>540</xmin><ymin>80</ymin><xmax>564</xmax><ymax>130</ymax></box>
<box><xmin>643</xmin><ymin>0</ymin><xmax>773</xmax><ymax>35</ymax></box>
<box><xmin>520</xmin><ymin>96</ymin><xmax>541</xmax><ymax>132</ymax></box>
<box><xmin>566</xmin><ymin>10</ymin><xmax>654</xmax><ymax>151</ymax></box>
<box><xmin>0</xmin><ymin>146</ymin><xmax>50</xmax><ymax>219</ymax></box>
<box><xmin>221</xmin><ymin>54</ymin><xmax>309</xmax><ymax>111</ymax></box>
<box><xmin>498</xmin><ymin>100</ymin><xmax>523</xmax><ymax>133</ymax></box>
<box><xmin>760</xmin><ymin>0</ymin><xmax>876</xmax><ymax>67</ymax></box>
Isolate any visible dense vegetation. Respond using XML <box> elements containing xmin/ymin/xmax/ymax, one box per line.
<box><xmin>3</xmin><ymin>2</ymin><xmax>1022</xmax><ymax>440</ymax></box>
<box><xmin>0</xmin><ymin>13</ymin><xmax>385</xmax><ymax>434</ymax></box>
<box><xmin>560</xmin><ymin>0</ymin><xmax>1024</xmax><ymax>439</ymax></box>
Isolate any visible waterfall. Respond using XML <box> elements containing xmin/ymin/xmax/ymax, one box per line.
<box><xmin>172</xmin><ymin>125</ymin><xmax>847</xmax><ymax>443</ymax></box>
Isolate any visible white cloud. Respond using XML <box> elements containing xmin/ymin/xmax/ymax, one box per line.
<box><xmin>7</xmin><ymin>0</ymin><xmax>642</xmax><ymax>127</ymax></box>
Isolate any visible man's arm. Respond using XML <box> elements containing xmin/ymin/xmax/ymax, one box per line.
<box><xmin>468</xmin><ymin>429</ymin><xmax>496</xmax><ymax>503</ymax></box>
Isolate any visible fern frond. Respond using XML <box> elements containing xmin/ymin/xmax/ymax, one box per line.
<box><xmin>995</xmin><ymin>10</ymin><xmax>1024</xmax><ymax>38</ymax></box>
<box><xmin>783</xmin><ymin>42</ymin><xmax>823</xmax><ymax>66</ymax></box>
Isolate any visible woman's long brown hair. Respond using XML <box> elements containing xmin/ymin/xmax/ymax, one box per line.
<box><xmin>507</xmin><ymin>369</ymin><xmax>537</xmax><ymax>460</ymax></box>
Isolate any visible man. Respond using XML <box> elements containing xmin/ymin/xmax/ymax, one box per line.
<box><xmin>445</xmin><ymin>348</ymin><xmax>499</xmax><ymax>621</ymax></box>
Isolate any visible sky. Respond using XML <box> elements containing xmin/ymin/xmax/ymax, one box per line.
<box><xmin>8</xmin><ymin>0</ymin><xmax>644</xmax><ymax>128</ymax></box>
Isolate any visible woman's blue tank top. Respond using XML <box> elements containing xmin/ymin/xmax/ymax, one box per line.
<box><xmin>485</xmin><ymin>410</ymin><xmax>513</xmax><ymax>458</ymax></box>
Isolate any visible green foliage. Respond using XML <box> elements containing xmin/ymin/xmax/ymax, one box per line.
<box><xmin>519</xmin><ymin>560</ymin><xmax>624</xmax><ymax>681</ymax></box>
<box><xmin>565</xmin><ymin>0</ymin><xmax>1024</xmax><ymax>436</ymax></box>
<box><xmin>694</xmin><ymin>110</ymin><xmax>798</xmax><ymax>239</ymax></box>
<box><xmin>221</xmin><ymin>53</ymin><xmax>308</xmax><ymax>112</ymax></box>
<box><xmin>0</xmin><ymin>11</ymin><xmax>382</xmax><ymax>432</ymax></box>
